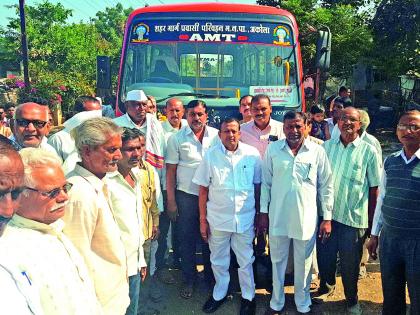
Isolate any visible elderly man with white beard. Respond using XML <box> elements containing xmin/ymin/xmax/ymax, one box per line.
<box><xmin>0</xmin><ymin>147</ymin><xmax>102</xmax><ymax>315</ymax></box>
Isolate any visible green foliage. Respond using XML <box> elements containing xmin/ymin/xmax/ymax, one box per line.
<box><xmin>371</xmin><ymin>0</ymin><xmax>419</xmax><ymax>77</ymax></box>
<box><xmin>258</xmin><ymin>0</ymin><xmax>376</xmax><ymax>79</ymax></box>
<box><xmin>0</xmin><ymin>1</ymin><xmax>130</xmax><ymax>112</ymax></box>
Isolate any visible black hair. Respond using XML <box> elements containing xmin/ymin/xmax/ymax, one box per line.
<box><xmin>310</xmin><ymin>104</ymin><xmax>325</xmax><ymax>115</ymax></box>
<box><xmin>399</xmin><ymin>109</ymin><xmax>420</xmax><ymax>121</ymax></box>
<box><xmin>186</xmin><ymin>100</ymin><xmax>207</xmax><ymax>113</ymax></box>
<box><xmin>339</xmin><ymin>86</ymin><xmax>348</xmax><ymax>94</ymax></box>
<box><xmin>283</xmin><ymin>110</ymin><xmax>306</xmax><ymax>123</ymax></box>
<box><xmin>121</xmin><ymin>127</ymin><xmax>145</xmax><ymax>143</ymax></box>
<box><xmin>251</xmin><ymin>94</ymin><xmax>271</xmax><ymax>106</ymax></box>
<box><xmin>239</xmin><ymin>95</ymin><xmax>252</xmax><ymax>105</ymax></box>
<box><xmin>74</xmin><ymin>96</ymin><xmax>99</xmax><ymax>113</ymax></box>
<box><xmin>220</xmin><ymin>117</ymin><xmax>241</xmax><ymax>130</ymax></box>
<box><xmin>4</xmin><ymin>102</ymin><xmax>16</xmax><ymax>111</ymax></box>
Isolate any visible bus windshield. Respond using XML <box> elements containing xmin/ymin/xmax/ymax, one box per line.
<box><xmin>119</xmin><ymin>15</ymin><xmax>301</xmax><ymax>112</ymax></box>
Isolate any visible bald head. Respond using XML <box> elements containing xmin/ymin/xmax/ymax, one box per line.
<box><xmin>0</xmin><ymin>139</ymin><xmax>24</xmax><ymax>234</ymax></box>
<box><xmin>12</xmin><ymin>102</ymin><xmax>49</xmax><ymax>148</ymax></box>
<box><xmin>165</xmin><ymin>98</ymin><xmax>184</xmax><ymax>129</ymax></box>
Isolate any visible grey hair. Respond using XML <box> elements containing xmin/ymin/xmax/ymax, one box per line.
<box><xmin>71</xmin><ymin>117</ymin><xmax>122</xmax><ymax>155</ymax></box>
<box><xmin>358</xmin><ymin>109</ymin><xmax>370</xmax><ymax>132</ymax></box>
<box><xmin>19</xmin><ymin>148</ymin><xmax>62</xmax><ymax>188</ymax></box>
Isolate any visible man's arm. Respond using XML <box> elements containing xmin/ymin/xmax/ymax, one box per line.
<box><xmin>317</xmin><ymin>148</ymin><xmax>334</xmax><ymax>238</ymax></box>
<box><xmin>165</xmin><ymin>163</ymin><xmax>178</xmax><ymax>222</ymax></box>
<box><xmin>368</xmin><ymin>186</ymin><xmax>379</xmax><ymax>235</ymax></box>
<box><xmin>198</xmin><ymin>185</ymin><xmax>210</xmax><ymax>242</ymax></box>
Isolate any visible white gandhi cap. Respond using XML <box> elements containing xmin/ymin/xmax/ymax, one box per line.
<box><xmin>126</xmin><ymin>89</ymin><xmax>147</xmax><ymax>102</ymax></box>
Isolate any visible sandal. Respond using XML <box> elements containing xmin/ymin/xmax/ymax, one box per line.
<box><xmin>180</xmin><ymin>283</ymin><xmax>194</xmax><ymax>299</ymax></box>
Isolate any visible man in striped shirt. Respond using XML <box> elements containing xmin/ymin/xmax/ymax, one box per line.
<box><xmin>315</xmin><ymin>107</ymin><xmax>381</xmax><ymax>314</ymax></box>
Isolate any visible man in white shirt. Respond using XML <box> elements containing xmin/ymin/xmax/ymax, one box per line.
<box><xmin>9</xmin><ymin>103</ymin><xmax>56</xmax><ymax>154</ymax></box>
<box><xmin>114</xmin><ymin>90</ymin><xmax>165</xmax><ymax>173</ymax></box>
<box><xmin>48</xmin><ymin>96</ymin><xmax>101</xmax><ymax>160</ymax></box>
<box><xmin>193</xmin><ymin>118</ymin><xmax>261</xmax><ymax>314</ymax></box>
<box><xmin>0</xmin><ymin>138</ymin><xmax>44</xmax><ymax>315</ymax></box>
<box><xmin>259</xmin><ymin>111</ymin><xmax>334</xmax><ymax>314</ymax></box>
<box><xmin>106</xmin><ymin>127</ymin><xmax>147</xmax><ymax>315</ymax></box>
<box><xmin>156</xmin><ymin>98</ymin><xmax>187</xmax><ymax>284</ymax></box>
<box><xmin>0</xmin><ymin>147</ymin><xmax>102</xmax><ymax>315</ymax></box>
<box><xmin>166</xmin><ymin>100</ymin><xmax>219</xmax><ymax>299</ymax></box>
<box><xmin>63</xmin><ymin>117</ymin><xmax>129</xmax><ymax>315</ymax></box>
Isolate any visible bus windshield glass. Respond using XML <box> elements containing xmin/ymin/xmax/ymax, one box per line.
<box><xmin>120</xmin><ymin>16</ymin><xmax>300</xmax><ymax>108</ymax></box>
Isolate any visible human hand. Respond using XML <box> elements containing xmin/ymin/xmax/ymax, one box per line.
<box><xmin>256</xmin><ymin>213</ymin><xmax>268</xmax><ymax>236</ymax></box>
<box><xmin>200</xmin><ymin>219</ymin><xmax>210</xmax><ymax>243</ymax></box>
<box><xmin>167</xmin><ymin>200</ymin><xmax>178</xmax><ymax>222</ymax></box>
<box><xmin>367</xmin><ymin>235</ymin><xmax>379</xmax><ymax>260</ymax></box>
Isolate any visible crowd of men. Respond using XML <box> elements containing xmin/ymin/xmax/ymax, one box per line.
<box><xmin>0</xmin><ymin>89</ymin><xmax>419</xmax><ymax>315</ymax></box>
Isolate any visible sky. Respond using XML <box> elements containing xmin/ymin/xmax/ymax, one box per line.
<box><xmin>0</xmin><ymin>0</ymin><xmax>257</xmax><ymax>27</ymax></box>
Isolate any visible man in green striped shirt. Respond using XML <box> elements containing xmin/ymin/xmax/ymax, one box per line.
<box><xmin>315</xmin><ymin>107</ymin><xmax>381</xmax><ymax>314</ymax></box>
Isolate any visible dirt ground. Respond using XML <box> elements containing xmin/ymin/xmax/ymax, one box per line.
<box><xmin>137</xmin><ymin>258</ymin><xmax>388</xmax><ymax>315</ymax></box>
<box><xmin>137</xmin><ymin>129</ymin><xmax>403</xmax><ymax>315</ymax></box>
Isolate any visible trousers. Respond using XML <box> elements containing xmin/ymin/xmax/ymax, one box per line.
<box><xmin>209</xmin><ymin>226</ymin><xmax>255</xmax><ymax>301</ymax></box>
<box><xmin>270</xmin><ymin>232</ymin><xmax>316</xmax><ymax>313</ymax></box>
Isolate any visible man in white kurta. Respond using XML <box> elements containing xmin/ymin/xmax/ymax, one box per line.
<box><xmin>193</xmin><ymin>118</ymin><xmax>261</xmax><ymax>314</ymax></box>
<box><xmin>106</xmin><ymin>127</ymin><xmax>147</xmax><ymax>315</ymax></box>
<box><xmin>63</xmin><ymin>118</ymin><xmax>129</xmax><ymax>315</ymax></box>
<box><xmin>260</xmin><ymin>111</ymin><xmax>334</xmax><ymax>314</ymax></box>
<box><xmin>0</xmin><ymin>147</ymin><xmax>102</xmax><ymax>315</ymax></box>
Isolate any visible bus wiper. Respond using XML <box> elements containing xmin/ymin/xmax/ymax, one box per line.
<box><xmin>157</xmin><ymin>92</ymin><xmax>230</xmax><ymax>103</ymax></box>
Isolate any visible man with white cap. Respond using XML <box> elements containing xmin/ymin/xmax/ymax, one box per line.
<box><xmin>114</xmin><ymin>90</ymin><xmax>165</xmax><ymax>172</ymax></box>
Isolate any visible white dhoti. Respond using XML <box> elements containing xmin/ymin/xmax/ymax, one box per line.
<box><xmin>208</xmin><ymin>226</ymin><xmax>255</xmax><ymax>301</ymax></box>
<box><xmin>269</xmin><ymin>232</ymin><xmax>316</xmax><ymax>313</ymax></box>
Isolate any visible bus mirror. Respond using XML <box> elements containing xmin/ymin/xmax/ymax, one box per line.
<box><xmin>315</xmin><ymin>30</ymin><xmax>331</xmax><ymax>71</ymax></box>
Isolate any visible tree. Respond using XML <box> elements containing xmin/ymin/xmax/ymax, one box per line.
<box><xmin>371</xmin><ymin>0</ymin><xmax>419</xmax><ymax>77</ymax></box>
<box><xmin>257</xmin><ymin>0</ymin><xmax>375</xmax><ymax>79</ymax></box>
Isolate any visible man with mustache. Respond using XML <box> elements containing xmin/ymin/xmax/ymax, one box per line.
<box><xmin>9</xmin><ymin>103</ymin><xmax>56</xmax><ymax>153</ymax></box>
<box><xmin>63</xmin><ymin>117</ymin><xmax>129</xmax><ymax>315</ymax></box>
<box><xmin>0</xmin><ymin>147</ymin><xmax>102</xmax><ymax>315</ymax></box>
<box><xmin>315</xmin><ymin>107</ymin><xmax>381</xmax><ymax>315</ymax></box>
<box><xmin>239</xmin><ymin>95</ymin><xmax>253</xmax><ymax>124</ymax></box>
<box><xmin>367</xmin><ymin>110</ymin><xmax>420</xmax><ymax>315</ymax></box>
<box><xmin>193</xmin><ymin>118</ymin><xmax>261</xmax><ymax>314</ymax></box>
<box><xmin>166</xmin><ymin>100</ymin><xmax>219</xmax><ymax>299</ymax></box>
<box><xmin>260</xmin><ymin>111</ymin><xmax>333</xmax><ymax>314</ymax></box>
<box><xmin>106</xmin><ymin>128</ymin><xmax>147</xmax><ymax>315</ymax></box>
<box><xmin>240</xmin><ymin>94</ymin><xmax>284</xmax><ymax>158</ymax></box>
<box><xmin>0</xmin><ymin>138</ymin><xmax>40</xmax><ymax>315</ymax></box>
<box><xmin>156</xmin><ymin>98</ymin><xmax>187</xmax><ymax>284</ymax></box>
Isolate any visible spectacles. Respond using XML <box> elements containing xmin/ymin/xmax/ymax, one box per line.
<box><xmin>0</xmin><ymin>188</ymin><xmax>24</xmax><ymax>201</ymax></box>
<box><xmin>340</xmin><ymin>115</ymin><xmax>359</xmax><ymax>123</ymax></box>
<box><xmin>15</xmin><ymin>118</ymin><xmax>48</xmax><ymax>129</ymax></box>
<box><xmin>25</xmin><ymin>182</ymin><xmax>73</xmax><ymax>199</ymax></box>
<box><xmin>397</xmin><ymin>124</ymin><xmax>419</xmax><ymax>132</ymax></box>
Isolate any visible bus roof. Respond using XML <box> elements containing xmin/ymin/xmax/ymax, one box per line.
<box><xmin>127</xmin><ymin>3</ymin><xmax>297</xmax><ymax>28</ymax></box>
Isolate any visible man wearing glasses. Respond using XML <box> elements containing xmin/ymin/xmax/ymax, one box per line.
<box><xmin>9</xmin><ymin>102</ymin><xmax>56</xmax><ymax>154</ymax></box>
<box><xmin>315</xmin><ymin>107</ymin><xmax>381</xmax><ymax>315</ymax></box>
<box><xmin>367</xmin><ymin>110</ymin><xmax>420</xmax><ymax>315</ymax></box>
<box><xmin>0</xmin><ymin>147</ymin><xmax>102</xmax><ymax>314</ymax></box>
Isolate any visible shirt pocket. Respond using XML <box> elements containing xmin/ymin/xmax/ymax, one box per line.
<box><xmin>344</xmin><ymin>164</ymin><xmax>363</xmax><ymax>185</ymax></box>
<box><xmin>295</xmin><ymin>162</ymin><xmax>316</xmax><ymax>185</ymax></box>
<box><xmin>236</xmin><ymin>159</ymin><xmax>255</xmax><ymax>190</ymax></box>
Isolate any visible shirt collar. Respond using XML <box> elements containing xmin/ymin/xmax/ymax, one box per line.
<box><xmin>220</xmin><ymin>141</ymin><xmax>243</xmax><ymax>155</ymax></box>
<box><xmin>252</xmin><ymin>118</ymin><xmax>272</xmax><ymax>132</ymax></box>
<box><xmin>9</xmin><ymin>215</ymin><xmax>64</xmax><ymax>235</ymax></box>
<box><xmin>185</xmin><ymin>124</ymin><xmax>209</xmax><ymax>137</ymax></box>
<box><xmin>279</xmin><ymin>137</ymin><xmax>312</xmax><ymax>151</ymax></box>
<box><xmin>163</xmin><ymin>119</ymin><xmax>187</xmax><ymax>132</ymax></box>
<box><xmin>398</xmin><ymin>148</ymin><xmax>420</xmax><ymax>164</ymax></box>
<box><xmin>125</xmin><ymin>113</ymin><xmax>147</xmax><ymax>129</ymax></box>
<box><xmin>73</xmin><ymin>163</ymin><xmax>105</xmax><ymax>192</ymax></box>
<box><xmin>333</xmin><ymin>134</ymin><xmax>361</xmax><ymax>147</ymax></box>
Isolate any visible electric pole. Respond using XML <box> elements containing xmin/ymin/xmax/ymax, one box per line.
<box><xmin>19</xmin><ymin>0</ymin><xmax>30</xmax><ymax>88</ymax></box>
